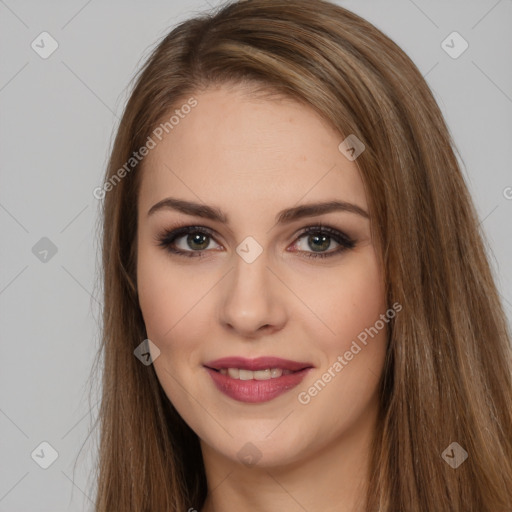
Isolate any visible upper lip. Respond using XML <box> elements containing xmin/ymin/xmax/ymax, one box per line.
<box><xmin>204</xmin><ymin>356</ymin><xmax>313</xmax><ymax>372</ymax></box>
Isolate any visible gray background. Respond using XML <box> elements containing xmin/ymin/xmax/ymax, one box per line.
<box><xmin>1</xmin><ymin>0</ymin><xmax>511</xmax><ymax>510</ymax></box>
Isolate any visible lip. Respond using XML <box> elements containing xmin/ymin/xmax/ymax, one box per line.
<box><xmin>204</xmin><ymin>356</ymin><xmax>313</xmax><ymax>372</ymax></box>
<box><xmin>203</xmin><ymin>356</ymin><xmax>314</xmax><ymax>403</ymax></box>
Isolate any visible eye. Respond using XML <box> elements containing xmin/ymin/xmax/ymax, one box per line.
<box><xmin>154</xmin><ymin>223</ymin><xmax>356</xmax><ymax>259</ymax></box>
<box><xmin>155</xmin><ymin>225</ymin><xmax>221</xmax><ymax>258</ymax></box>
<box><xmin>291</xmin><ymin>225</ymin><xmax>356</xmax><ymax>259</ymax></box>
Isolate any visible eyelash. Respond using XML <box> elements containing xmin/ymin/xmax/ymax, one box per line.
<box><xmin>154</xmin><ymin>222</ymin><xmax>356</xmax><ymax>260</ymax></box>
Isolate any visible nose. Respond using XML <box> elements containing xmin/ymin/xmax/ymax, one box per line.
<box><xmin>218</xmin><ymin>248</ymin><xmax>288</xmax><ymax>338</ymax></box>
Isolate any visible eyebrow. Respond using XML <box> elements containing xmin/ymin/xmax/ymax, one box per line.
<box><xmin>147</xmin><ymin>197</ymin><xmax>369</xmax><ymax>224</ymax></box>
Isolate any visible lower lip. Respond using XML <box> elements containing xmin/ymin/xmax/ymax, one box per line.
<box><xmin>204</xmin><ymin>367</ymin><xmax>312</xmax><ymax>403</ymax></box>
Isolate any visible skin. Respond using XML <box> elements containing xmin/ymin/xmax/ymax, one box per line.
<box><xmin>136</xmin><ymin>84</ymin><xmax>388</xmax><ymax>512</ymax></box>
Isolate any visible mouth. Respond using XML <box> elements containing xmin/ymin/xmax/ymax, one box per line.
<box><xmin>203</xmin><ymin>356</ymin><xmax>313</xmax><ymax>403</ymax></box>
<box><xmin>204</xmin><ymin>367</ymin><xmax>309</xmax><ymax>380</ymax></box>
<box><xmin>203</xmin><ymin>356</ymin><xmax>313</xmax><ymax>378</ymax></box>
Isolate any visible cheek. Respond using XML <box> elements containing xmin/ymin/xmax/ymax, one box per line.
<box><xmin>136</xmin><ymin>247</ymin><xmax>217</xmax><ymax>431</ymax></box>
<box><xmin>337</xmin><ymin>261</ymin><xmax>386</xmax><ymax>344</ymax></box>
<box><xmin>137</xmin><ymin>259</ymin><xmax>175</xmax><ymax>340</ymax></box>
<box><xmin>306</xmin><ymin>253</ymin><xmax>387</xmax><ymax>415</ymax></box>
<box><xmin>295</xmin><ymin>249</ymin><xmax>386</xmax><ymax>354</ymax></box>
<box><xmin>294</xmin><ymin>250</ymin><xmax>387</xmax><ymax>407</ymax></box>
<box><xmin>137</xmin><ymin>243</ymin><xmax>195</xmax><ymax>337</ymax></box>
<box><xmin>136</xmin><ymin>245</ymin><xmax>214</xmax><ymax>369</ymax></box>
<box><xmin>137</xmin><ymin>245</ymin><xmax>184</xmax><ymax>358</ymax></box>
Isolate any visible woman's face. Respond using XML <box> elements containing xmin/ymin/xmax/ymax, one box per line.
<box><xmin>136</xmin><ymin>84</ymin><xmax>388</xmax><ymax>470</ymax></box>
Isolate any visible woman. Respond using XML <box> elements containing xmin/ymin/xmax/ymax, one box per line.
<box><xmin>91</xmin><ymin>0</ymin><xmax>512</xmax><ymax>510</ymax></box>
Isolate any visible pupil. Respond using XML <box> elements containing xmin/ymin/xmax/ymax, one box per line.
<box><xmin>189</xmin><ymin>233</ymin><xmax>209</xmax><ymax>250</ymax></box>
<box><xmin>310</xmin><ymin>234</ymin><xmax>329</xmax><ymax>252</ymax></box>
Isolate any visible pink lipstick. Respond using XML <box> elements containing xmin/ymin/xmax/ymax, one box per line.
<box><xmin>204</xmin><ymin>356</ymin><xmax>313</xmax><ymax>403</ymax></box>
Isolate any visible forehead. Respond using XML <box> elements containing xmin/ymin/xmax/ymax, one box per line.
<box><xmin>138</xmin><ymin>86</ymin><xmax>367</xmax><ymax>219</ymax></box>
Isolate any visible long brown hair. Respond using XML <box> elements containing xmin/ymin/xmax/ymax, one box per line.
<box><xmin>90</xmin><ymin>1</ymin><xmax>512</xmax><ymax>510</ymax></box>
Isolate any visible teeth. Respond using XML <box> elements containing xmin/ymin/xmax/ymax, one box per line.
<box><xmin>218</xmin><ymin>368</ymin><xmax>295</xmax><ymax>380</ymax></box>
<box><xmin>254</xmin><ymin>369</ymin><xmax>271</xmax><ymax>380</ymax></box>
<box><xmin>239</xmin><ymin>369</ymin><xmax>253</xmax><ymax>381</ymax></box>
